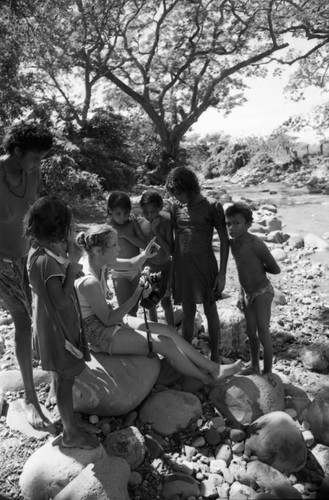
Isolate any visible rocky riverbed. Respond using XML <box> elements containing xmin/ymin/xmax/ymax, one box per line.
<box><xmin>0</xmin><ymin>182</ymin><xmax>329</xmax><ymax>500</ymax></box>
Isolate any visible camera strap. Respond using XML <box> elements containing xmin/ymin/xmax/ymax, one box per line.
<box><xmin>142</xmin><ymin>305</ymin><xmax>156</xmax><ymax>358</ymax></box>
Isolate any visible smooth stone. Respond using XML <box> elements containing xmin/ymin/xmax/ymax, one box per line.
<box><xmin>19</xmin><ymin>439</ymin><xmax>130</xmax><ymax>500</ymax></box>
<box><xmin>139</xmin><ymin>389</ymin><xmax>202</xmax><ymax>436</ymax></box>
<box><xmin>0</xmin><ymin>369</ymin><xmax>50</xmax><ymax>392</ymax></box>
<box><xmin>304</xmin><ymin>234</ymin><xmax>329</xmax><ymax>251</ymax></box>
<box><xmin>300</xmin><ymin>344</ymin><xmax>329</xmax><ymax>373</ymax></box>
<box><xmin>73</xmin><ymin>353</ymin><xmax>160</xmax><ymax>416</ymax></box>
<box><xmin>307</xmin><ymin>389</ymin><xmax>329</xmax><ymax>446</ymax></box>
<box><xmin>162</xmin><ymin>472</ymin><xmax>200</xmax><ymax>498</ymax></box>
<box><xmin>284</xmin><ymin>383</ymin><xmax>311</xmax><ymax>417</ymax></box>
<box><xmin>245</xmin><ymin>411</ymin><xmax>307</xmax><ymax>474</ymax></box>
<box><xmin>209</xmin><ymin>373</ymin><xmax>284</xmax><ymax>426</ymax></box>
<box><xmin>53</xmin><ymin>463</ymin><xmax>110</xmax><ymax>500</ymax></box>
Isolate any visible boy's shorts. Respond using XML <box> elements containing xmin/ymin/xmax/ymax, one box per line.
<box><xmin>0</xmin><ymin>257</ymin><xmax>32</xmax><ymax>316</ymax></box>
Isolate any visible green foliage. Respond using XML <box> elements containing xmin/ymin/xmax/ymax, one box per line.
<box><xmin>40</xmin><ymin>154</ymin><xmax>104</xmax><ymax>202</ymax></box>
<box><xmin>203</xmin><ymin>142</ymin><xmax>250</xmax><ymax>179</ymax></box>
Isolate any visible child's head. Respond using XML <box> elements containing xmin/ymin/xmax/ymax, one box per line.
<box><xmin>140</xmin><ymin>190</ymin><xmax>163</xmax><ymax>221</ymax></box>
<box><xmin>76</xmin><ymin>224</ymin><xmax>118</xmax><ymax>261</ymax></box>
<box><xmin>107</xmin><ymin>191</ymin><xmax>131</xmax><ymax>225</ymax></box>
<box><xmin>3</xmin><ymin>121</ymin><xmax>53</xmax><ymax>155</ymax></box>
<box><xmin>225</xmin><ymin>202</ymin><xmax>253</xmax><ymax>239</ymax></box>
<box><xmin>165</xmin><ymin>166</ymin><xmax>200</xmax><ymax>202</ymax></box>
<box><xmin>24</xmin><ymin>196</ymin><xmax>72</xmax><ymax>244</ymax></box>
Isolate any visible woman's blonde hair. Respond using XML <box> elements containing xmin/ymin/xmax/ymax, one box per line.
<box><xmin>76</xmin><ymin>224</ymin><xmax>116</xmax><ymax>253</ymax></box>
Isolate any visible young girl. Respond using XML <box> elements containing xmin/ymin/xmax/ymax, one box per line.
<box><xmin>25</xmin><ymin>196</ymin><xmax>98</xmax><ymax>449</ymax></box>
<box><xmin>74</xmin><ymin>224</ymin><xmax>242</xmax><ymax>385</ymax></box>
<box><xmin>139</xmin><ymin>189</ymin><xmax>175</xmax><ymax>326</ymax></box>
<box><xmin>165</xmin><ymin>166</ymin><xmax>229</xmax><ymax>362</ymax></box>
<box><xmin>107</xmin><ymin>191</ymin><xmax>146</xmax><ymax>316</ymax></box>
<box><xmin>225</xmin><ymin>202</ymin><xmax>281</xmax><ymax>374</ymax></box>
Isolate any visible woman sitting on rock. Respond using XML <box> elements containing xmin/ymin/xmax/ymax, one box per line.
<box><xmin>75</xmin><ymin>224</ymin><xmax>242</xmax><ymax>386</ymax></box>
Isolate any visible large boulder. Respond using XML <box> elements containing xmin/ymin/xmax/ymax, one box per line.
<box><xmin>306</xmin><ymin>389</ymin><xmax>329</xmax><ymax>446</ymax></box>
<box><xmin>53</xmin><ymin>463</ymin><xmax>110</xmax><ymax>500</ymax></box>
<box><xmin>73</xmin><ymin>353</ymin><xmax>161</xmax><ymax>416</ymax></box>
<box><xmin>19</xmin><ymin>439</ymin><xmax>130</xmax><ymax>500</ymax></box>
<box><xmin>139</xmin><ymin>389</ymin><xmax>202</xmax><ymax>436</ymax></box>
<box><xmin>245</xmin><ymin>411</ymin><xmax>308</xmax><ymax>474</ymax></box>
<box><xmin>209</xmin><ymin>373</ymin><xmax>285</xmax><ymax>426</ymax></box>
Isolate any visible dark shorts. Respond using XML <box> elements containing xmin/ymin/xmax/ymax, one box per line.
<box><xmin>0</xmin><ymin>257</ymin><xmax>32</xmax><ymax>316</ymax></box>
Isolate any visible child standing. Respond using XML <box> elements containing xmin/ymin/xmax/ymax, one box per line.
<box><xmin>107</xmin><ymin>191</ymin><xmax>146</xmax><ymax>316</ymax></box>
<box><xmin>165</xmin><ymin>167</ymin><xmax>229</xmax><ymax>362</ymax></box>
<box><xmin>25</xmin><ymin>196</ymin><xmax>98</xmax><ymax>449</ymax></box>
<box><xmin>225</xmin><ymin>202</ymin><xmax>281</xmax><ymax>374</ymax></box>
<box><xmin>139</xmin><ymin>190</ymin><xmax>175</xmax><ymax>326</ymax></box>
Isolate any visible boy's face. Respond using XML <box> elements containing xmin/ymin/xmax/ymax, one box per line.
<box><xmin>225</xmin><ymin>213</ymin><xmax>251</xmax><ymax>239</ymax></box>
<box><xmin>172</xmin><ymin>190</ymin><xmax>189</xmax><ymax>205</ymax></box>
<box><xmin>15</xmin><ymin>148</ymin><xmax>48</xmax><ymax>173</ymax></box>
<box><xmin>142</xmin><ymin>203</ymin><xmax>161</xmax><ymax>222</ymax></box>
<box><xmin>108</xmin><ymin>206</ymin><xmax>130</xmax><ymax>225</ymax></box>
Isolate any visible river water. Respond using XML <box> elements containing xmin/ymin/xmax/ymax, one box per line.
<box><xmin>223</xmin><ymin>181</ymin><xmax>329</xmax><ymax>239</ymax></box>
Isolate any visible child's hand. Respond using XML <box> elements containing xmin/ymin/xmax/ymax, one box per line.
<box><xmin>67</xmin><ymin>262</ymin><xmax>84</xmax><ymax>279</ymax></box>
<box><xmin>144</xmin><ymin>237</ymin><xmax>159</xmax><ymax>258</ymax></box>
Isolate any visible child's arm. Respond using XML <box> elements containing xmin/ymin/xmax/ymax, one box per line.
<box><xmin>120</xmin><ymin>218</ymin><xmax>147</xmax><ymax>249</ymax></box>
<box><xmin>46</xmin><ymin>262</ymin><xmax>83</xmax><ymax>310</ymax></box>
<box><xmin>257</xmin><ymin>239</ymin><xmax>281</xmax><ymax>275</ymax></box>
<box><xmin>77</xmin><ymin>275</ymin><xmax>142</xmax><ymax>326</ymax></box>
<box><xmin>151</xmin><ymin>217</ymin><xmax>173</xmax><ymax>257</ymax></box>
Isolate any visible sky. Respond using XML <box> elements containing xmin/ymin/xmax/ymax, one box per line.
<box><xmin>191</xmin><ymin>39</ymin><xmax>329</xmax><ymax>143</ymax></box>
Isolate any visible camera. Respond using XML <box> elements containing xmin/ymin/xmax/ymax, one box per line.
<box><xmin>140</xmin><ymin>267</ymin><xmax>165</xmax><ymax>309</ymax></box>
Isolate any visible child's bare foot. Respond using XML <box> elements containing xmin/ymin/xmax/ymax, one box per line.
<box><xmin>238</xmin><ymin>363</ymin><xmax>260</xmax><ymax>375</ymax></box>
<box><xmin>62</xmin><ymin>429</ymin><xmax>99</xmax><ymax>449</ymax></box>
<box><xmin>21</xmin><ymin>399</ymin><xmax>52</xmax><ymax>428</ymax></box>
<box><xmin>211</xmin><ymin>359</ymin><xmax>243</xmax><ymax>384</ymax></box>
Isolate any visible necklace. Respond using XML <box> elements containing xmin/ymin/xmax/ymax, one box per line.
<box><xmin>1</xmin><ymin>165</ymin><xmax>27</xmax><ymax>198</ymax></box>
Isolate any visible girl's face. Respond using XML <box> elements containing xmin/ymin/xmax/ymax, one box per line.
<box><xmin>108</xmin><ymin>207</ymin><xmax>130</xmax><ymax>225</ymax></box>
<box><xmin>102</xmin><ymin>233</ymin><xmax>120</xmax><ymax>265</ymax></box>
<box><xmin>225</xmin><ymin>213</ymin><xmax>251</xmax><ymax>239</ymax></box>
<box><xmin>142</xmin><ymin>203</ymin><xmax>161</xmax><ymax>222</ymax></box>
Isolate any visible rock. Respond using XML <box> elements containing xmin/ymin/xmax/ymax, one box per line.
<box><xmin>0</xmin><ymin>369</ymin><xmax>50</xmax><ymax>392</ymax></box>
<box><xmin>267</xmin><ymin>230</ymin><xmax>289</xmax><ymax>244</ymax></box>
<box><xmin>52</xmin><ymin>463</ymin><xmax>110</xmax><ymax>500</ymax></box>
<box><xmin>229</xmin><ymin>481</ymin><xmax>257</xmax><ymax>499</ymax></box>
<box><xmin>307</xmin><ymin>389</ymin><xmax>329</xmax><ymax>446</ymax></box>
<box><xmin>284</xmin><ymin>384</ymin><xmax>312</xmax><ymax>416</ymax></box>
<box><xmin>245</xmin><ymin>411</ymin><xmax>307</xmax><ymax>473</ymax></box>
<box><xmin>271</xmin><ymin>480</ymin><xmax>303</xmax><ymax>499</ymax></box>
<box><xmin>311</xmin><ymin>444</ymin><xmax>329</xmax><ymax>475</ymax></box>
<box><xmin>157</xmin><ymin>358</ymin><xmax>181</xmax><ymax>387</ymax></box>
<box><xmin>300</xmin><ymin>344</ymin><xmax>329</xmax><ymax>373</ymax></box>
<box><xmin>271</xmin><ymin>248</ymin><xmax>287</xmax><ymax>261</ymax></box>
<box><xmin>209</xmin><ymin>373</ymin><xmax>285</xmax><ymax>426</ymax></box>
<box><xmin>19</xmin><ymin>438</ymin><xmax>130</xmax><ymax>500</ymax></box>
<box><xmin>288</xmin><ymin>235</ymin><xmax>304</xmax><ymax>249</ymax></box>
<box><xmin>261</xmin><ymin>215</ymin><xmax>282</xmax><ymax>232</ymax></box>
<box><xmin>73</xmin><ymin>353</ymin><xmax>161</xmax><ymax>416</ymax></box>
<box><xmin>199</xmin><ymin>473</ymin><xmax>224</xmax><ymax>497</ymax></box>
<box><xmin>139</xmin><ymin>389</ymin><xmax>202</xmax><ymax>436</ymax></box>
<box><xmin>243</xmin><ymin>460</ymin><xmax>294</xmax><ymax>490</ymax></box>
<box><xmin>103</xmin><ymin>426</ymin><xmax>146</xmax><ymax>470</ymax></box>
<box><xmin>216</xmin><ymin>306</ymin><xmax>248</xmax><ymax>357</ymax></box>
<box><xmin>273</xmin><ymin>288</ymin><xmax>287</xmax><ymax>305</ymax></box>
<box><xmin>214</xmin><ymin>443</ymin><xmax>232</xmax><ymax>464</ymax></box>
<box><xmin>162</xmin><ymin>472</ymin><xmax>200</xmax><ymax>498</ymax></box>
<box><xmin>304</xmin><ymin>234</ymin><xmax>329</xmax><ymax>251</ymax></box>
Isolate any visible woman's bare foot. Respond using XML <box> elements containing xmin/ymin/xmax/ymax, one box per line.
<box><xmin>211</xmin><ymin>359</ymin><xmax>243</xmax><ymax>384</ymax></box>
<box><xmin>21</xmin><ymin>398</ymin><xmax>52</xmax><ymax>428</ymax></box>
<box><xmin>62</xmin><ymin>429</ymin><xmax>99</xmax><ymax>449</ymax></box>
<box><xmin>238</xmin><ymin>363</ymin><xmax>260</xmax><ymax>375</ymax></box>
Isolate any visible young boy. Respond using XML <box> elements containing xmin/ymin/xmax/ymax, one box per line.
<box><xmin>225</xmin><ymin>202</ymin><xmax>281</xmax><ymax>374</ymax></box>
<box><xmin>0</xmin><ymin>120</ymin><xmax>54</xmax><ymax>427</ymax></box>
<box><xmin>107</xmin><ymin>191</ymin><xmax>146</xmax><ymax>316</ymax></box>
<box><xmin>139</xmin><ymin>190</ymin><xmax>175</xmax><ymax>326</ymax></box>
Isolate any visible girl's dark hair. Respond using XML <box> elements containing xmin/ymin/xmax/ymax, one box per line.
<box><xmin>24</xmin><ymin>196</ymin><xmax>72</xmax><ymax>242</ymax></box>
<box><xmin>76</xmin><ymin>224</ymin><xmax>116</xmax><ymax>254</ymax></box>
<box><xmin>3</xmin><ymin>121</ymin><xmax>53</xmax><ymax>154</ymax></box>
<box><xmin>165</xmin><ymin>166</ymin><xmax>200</xmax><ymax>197</ymax></box>
<box><xmin>225</xmin><ymin>202</ymin><xmax>254</xmax><ymax>224</ymax></box>
<box><xmin>107</xmin><ymin>191</ymin><xmax>131</xmax><ymax>215</ymax></box>
<box><xmin>140</xmin><ymin>189</ymin><xmax>163</xmax><ymax>209</ymax></box>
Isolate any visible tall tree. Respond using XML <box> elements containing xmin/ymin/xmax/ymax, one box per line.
<box><xmin>16</xmin><ymin>0</ymin><xmax>329</xmax><ymax>171</ymax></box>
